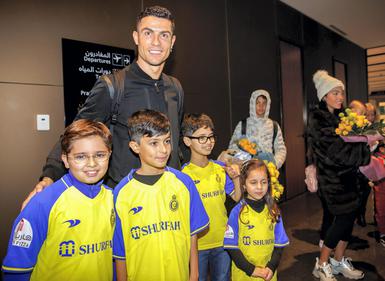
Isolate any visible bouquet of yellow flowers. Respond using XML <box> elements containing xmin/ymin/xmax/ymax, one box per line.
<box><xmin>238</xmin><ymin>138</ymin><xmax>258</xmax><ymax>155</ymax></box>
<box><xmin>266</xmin><ymin>161</ymin><xmax>284</xmax><ymax>200</ymax></box>
<box><xmin>335</xmin><ymin>108</ymin><xmax>385</xmax><ymax>143</ymax></box>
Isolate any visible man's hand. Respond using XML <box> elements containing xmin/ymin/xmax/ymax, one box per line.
<box><xmin>21</xmin><ymin>177</ymin><xmax>53</xmax><ymax>210</ymax></box>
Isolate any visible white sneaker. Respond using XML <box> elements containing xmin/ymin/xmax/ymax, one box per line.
<box><xmin>312</xmin><ymin>258</ymin><xmax>337</xmax><ymax>281</ymax></box>
<box><xmin>380</xmin><ymin>235</ymin><xmax>385</xmax><ymax>247</ymax></box>
<box><xmin>330</xmin><ymin>256</ymin><xmax>364</xmax><ymax>279</ymax></box>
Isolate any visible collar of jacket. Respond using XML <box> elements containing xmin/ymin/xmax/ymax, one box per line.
<box><xmin>131</xmin><ymin>61</ymin><xmax>163</xmax><ymax>83</ymax></box>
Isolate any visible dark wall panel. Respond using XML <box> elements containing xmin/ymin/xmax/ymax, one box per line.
<box><xmin>145</xmin><ymin>0</ymin><xmax>230</xmax><ymax>156</ymax></box>
<box><xmin>302</xmin><ymin>17</ymin><xmax>368</xmax><ymax>108</ymax></box>
<box><xmin>227</xmin><ymin>0</ymin><xmax>280</xmax><ymax>129</ymax></box>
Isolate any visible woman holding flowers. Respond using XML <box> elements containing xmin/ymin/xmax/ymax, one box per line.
<box><xmin>308</xmin><ymin>70</ymin><xmax>370</xmax><ymax>281</ymax></box>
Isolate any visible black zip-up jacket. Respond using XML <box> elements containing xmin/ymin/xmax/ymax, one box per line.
<box><xmin>41</xmin><ymin>61</ymin><xmax>184</xmax><ymax>187</ymax></box>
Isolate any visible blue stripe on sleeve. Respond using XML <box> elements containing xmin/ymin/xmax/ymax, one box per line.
<box><xmin>223</xmin><ymin>202</ymin><xmax>242</xmax><ymax>249</ymax></box>
<box><xmin>2</xmin><ymin>176</ymin><xmax>69</xmax><ymax>272</ymax></box>
<box><xmin>112</xmin><ymin>173</ymin><xmax>134</xmax><ymax>259</ymax></box>
<box><xmin>274</xmin><ymin>216</ymin><xmax>289</xmax><ymax>247</ymax></box>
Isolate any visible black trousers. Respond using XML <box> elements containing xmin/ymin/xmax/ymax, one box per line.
<box><xmin>324</xmin><ymin>211</ymin><xmax>356</xmax><ymax>249</ymax></box>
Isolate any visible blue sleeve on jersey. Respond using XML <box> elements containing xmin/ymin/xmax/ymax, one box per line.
<box><xmin>2</xmin><ymin>179</ymin><xmax>67</xmax><ymax>273</ymax></box>
<box><xmin>188</xmin><ymin>179</ymin><xmax>209</xmax><ymax>235</ymax></box>
<box><xmin>212</xmin><ymin>160</ymin><xmax>235</xmax><ymax>195</ymax></box>
<box><xmin>3</xmin><ymin>272</ymin><xmax>31</xmax><ymax>281</ymax></box>
<box><xmin>274</xmin><ymin>216</ymin><xmax>289</xmax><ymax>247</ymax></box>
<box><xmin>112</xmin><ymin>176</ymin><xmax>131</xmax><ymax>260</ymax></box>
<box><xmin>112</xmin><ymin>206</ymin><xmax>126</xmax><ymax>259</ymax></box>
<box><xmin>223</xmin><ymin>203</ymin><xmax>242</xmax><ymax>249</ymax></box>
<box><xmin>224</xmin><ymin>173</ymin><xmax>235</xmax><ymax>196</ymax></box>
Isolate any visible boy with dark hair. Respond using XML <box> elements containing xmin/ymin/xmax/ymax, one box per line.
<box><xmin>2</xmin><ymin>119</ymin><xmax>114</xmax><ymax>281</ymax></box>
<box><xmin>113</xmin><ymin>110</ymin><xmax>209</xmax><ymax>281</ymax></box>
<box><xmin>182</xmin><ymin>113</ymin><xmax>241</xmax><ymax>281</ymax></box>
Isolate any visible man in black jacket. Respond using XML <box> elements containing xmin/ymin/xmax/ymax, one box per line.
<box><xmin>29</xmin><ymin>6</ymin><xmax>183</xmax><ymax>198</ymax></box>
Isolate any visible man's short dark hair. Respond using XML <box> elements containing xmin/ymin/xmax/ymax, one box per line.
<box><xmin>128</xmin><ymin>109</ymin><xmax>171</xmax><ymax>143</ymax></box>
<box><xmin>181</xmin><ymin>113</ymin><xmax>214</xmax><ymax>136</ymax></box>
<box><xmin>137</xmin><ymin>6</ymin><xmax>175</xmax><ymax>33</ymax></box>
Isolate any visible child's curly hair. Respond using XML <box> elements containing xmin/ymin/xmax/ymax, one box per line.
<box><xmin>239</xmin><ymin>159</ymin><xmax>281</xmax><ymax>224</ymax></box>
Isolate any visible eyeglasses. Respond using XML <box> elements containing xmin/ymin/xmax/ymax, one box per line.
<box><xmin>67</xmin><ymin>151</ymin><xmax>111</xmax><ymax>165</ymax></box>
<box><xmin>188</xmin><ymin>135</ymin><xmax>217</xmax><ymax>144</ymax></box>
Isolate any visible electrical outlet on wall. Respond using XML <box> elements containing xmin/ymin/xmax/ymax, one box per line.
<box><xmin>36</xmin><ymin>114</ymin><xmax>50</xmax><ymax>131</ymax></box>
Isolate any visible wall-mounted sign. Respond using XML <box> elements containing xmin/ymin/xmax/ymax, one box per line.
<box><xmin>62</xmin><ymin>38</ymin><xmax>135</xmax><ymax>125</ymax></box>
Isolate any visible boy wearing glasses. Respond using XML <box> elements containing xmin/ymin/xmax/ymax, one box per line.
<box><xmin>182</xmin><ymin>113</ymin><xmax>241</xmax><ymax>281</ymax></box>
<box><xmin>113</xmin><ymin>110</ymin><xmax>209</xmax><ymax>281</ymax></box>
<box><xmin>2</xmin><ymin>119</ymin><xmax>114</xmax><ymax>281</ymax></box>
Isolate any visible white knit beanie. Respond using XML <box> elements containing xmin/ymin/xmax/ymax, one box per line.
<box><xmin>313</xmin><ymin>70</ymin><xmax>345</xmax><ymax>101</ymax></box>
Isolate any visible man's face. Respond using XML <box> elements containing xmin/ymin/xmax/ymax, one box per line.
<box><xmin>129</xmin><ymin>132</ymin><xmax>171</xmax><ymax>175</ymax></box>
<box><xmin>133</xmin><ymin>16</ymin><xmax>176</xmax><ymax>69</ymax></box>
<box><xmin>255</xmin><ymin>96</ymin><xmax>267</xmax><ymax>118</ymax></box>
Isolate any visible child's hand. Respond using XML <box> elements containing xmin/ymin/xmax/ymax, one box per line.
<box><xmin>224</xmin><ymin>164</ymin><xmax>240</xmax><ymax>179</ymax></box>
<box><xmin>264</xmin><ymin>267</ymin><xmax>274</xmax><ymax>281</ymax></box>
<box><xmin>251</xmin><ymin>267</ymin><xmax>268</xmax><ymax>279</ymax></box>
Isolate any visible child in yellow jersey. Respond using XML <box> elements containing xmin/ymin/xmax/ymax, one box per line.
<box><xmin>2</xmin><ymin>120</ymin><xmax>114</xmax><ymax>281</ymax></box>
<box><xmin>224</xmin><ymin>159</ymin><xmax>289</xmax><ymax>281</ymax></box>
<box><xmin>113</xmin><ymin>110</ymin><xmax>209</xmax><ymax>281</ymax></box>
<box><xmin>181</xmin><ymin>113</ymin><xmax>242</xmax><ymax>281</ymax></box>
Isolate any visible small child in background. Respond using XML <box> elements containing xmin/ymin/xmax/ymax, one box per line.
<box><xmin>181</xmin><ymin>113</ymin><xmax>242</xmax><ymax>281</ymax></box>
<box><xmin>113</xmin><ymin>110</ymin><xmax>209</xmax><ymax>281</ymax></box>
<box><xmin>373</xmin><ymin>142</ymin><xmax>385</xmax><ymax>247</ymax></box>
<box><xmin>224</xmin><ymin>159</ymin><xmax>289</xmax><ymax>281</ymax></box>
<box><xmin>2</xmin><ymin>119</ymin><xmax>114</xmax><ymax>281</ymax></box>
<box><xmin>349</xmin><ymin>100</ymin><xmax>371</xmax><ymax>227</ymax></box>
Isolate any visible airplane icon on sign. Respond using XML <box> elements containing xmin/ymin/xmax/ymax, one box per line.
<box><xmin>112</xmin><ymin>53</ymin><xmax>123</xmax><ymax>66</ymax></box>
<box><xmin>124</xmin><ymin>55</ymin><xmax>131</xmax><ymax>66</ymax></box>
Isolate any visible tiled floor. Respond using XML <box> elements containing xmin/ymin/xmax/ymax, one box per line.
<box><xmin>278</xmin><ymin>192</ymin><xmax>385</xmax><ymax>281</ymax></box>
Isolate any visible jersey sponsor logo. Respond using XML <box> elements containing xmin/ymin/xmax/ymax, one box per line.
<box><xmin>224</xmin><ymin>225</ymin><xmax>234</xmax><ymax>239</ymax></box>
<box><xmin>242</xmin><ymin>236</ymin><xmax>251</xmax><ymax>245</ymax></box>
<box><xmin>247</xmin><ymin>225</ymin><xmax>255</xmax><ymax>230</ymax></box>
<box><xmin>169</xmin><ymin>195</ymin><xmax>179</xmax><ymax>212</ymax></box>
<box><xmin>193</xmin><ymin>180</ymin><xmax>200</xmax><ymax>185</ymax></box>
<box><xmin>59</xmin><ymin>240</ymin><xmax>76</xmax><ymax>257</ymax></box>
<box><xmin>63</xmin><ymin>219</ymin><xmax>81</xmax><ymax>228</ymax></box>
<box><xmin>242</xmin><ymin>236</ymin><xmax>275</xmax><ymax>246</ymax></box>
<box><xmin>201</xmin><ymin>189</ymin><xmax>225</xmax><ymax>199</ymax></box>
<box><xmin>12</xmin><ymin>218</ymin><xmax>33</xmax><ymax>248</ymax></box>
<box><xmin>129</xmin><ymin>206</ymin><xmax>143</xmax><ymax>215</ymax></box>
<box><xmin>130</xmin><ymin>221</ymin><xmax>181</xmax><ymax>240</ymax></box>
<box><xmin>59</xmin><ymin>240</ymin><xmax>112</xmax><ymax>257</ymax></box>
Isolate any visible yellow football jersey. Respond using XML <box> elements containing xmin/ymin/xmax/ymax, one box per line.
<box><xmin>224</xmin><ymin>200</ymin><xmax>289</xmax><ymax>281</ymax></box>
<box><xmin>182</xmin><ymin>160</ymin><xmax>234</xmax><ymax>250</ymax></box>
<box><xmin>2</xmin><ymin>173</ymin><xmax>115</xmax><ymax>281</ymax></box>
<box><xmin>113</xmin><ymin>167</ymin><xmax>209</xmax><ymax>281</ymax></box>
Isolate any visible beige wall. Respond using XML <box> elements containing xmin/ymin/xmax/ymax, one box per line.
<box><xmin>0</xmin><ymin>0</ymin><xmax>140</xmax><ymax>260</ymax></box>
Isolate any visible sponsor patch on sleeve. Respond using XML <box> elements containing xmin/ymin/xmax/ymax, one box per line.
<box><xmin>12</xmin><ymin>218</ymin><xmax>33</xmax><ymax>248</ymax></box>
<box><xmin>224</xmin><ymin>225</ymin><xmax>234</xmax><ymax>239</ymax></box>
